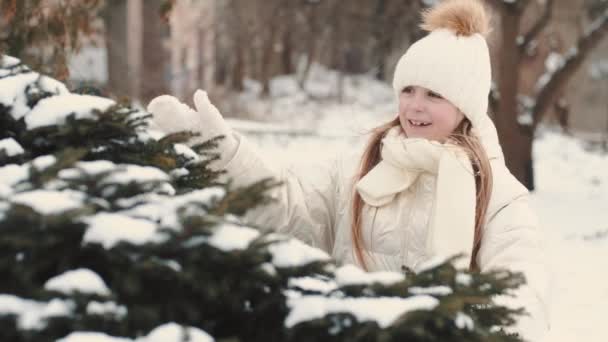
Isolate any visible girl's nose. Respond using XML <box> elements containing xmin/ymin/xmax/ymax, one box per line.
<box><xmin>408</xmin><ymin>90</ymin><xmax>426</xmax><ymax>112</ymax></box>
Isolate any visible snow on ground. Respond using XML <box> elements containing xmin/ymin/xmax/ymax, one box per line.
<box><xmin>222</xmin><ymin>65</ymin><xmax>608</xmax><ymax>341</ymax></box>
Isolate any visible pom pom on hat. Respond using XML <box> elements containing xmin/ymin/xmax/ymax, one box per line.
<box><xmin>392</xmin><ymin>0</ymin><xmax>493</xmax><ymax>129</ymax></box>
<box><xmin>420</xmin><ymin>0</ymin><xmax>491</xmax><ymax>37</ymax></box>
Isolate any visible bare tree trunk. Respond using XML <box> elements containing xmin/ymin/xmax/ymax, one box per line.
<box><xmin>495</xmin><ymin>8</ymin><xmax>535</xmax><ymax>188</ymax></box>
<box><xmin>103</xmin><ymin>0</ymin><xmax>129</xmax><ymax>97</ymax></box>
<box><xmin>127</xmin><ymin>0</ymin><xmax>142</xmax><ymax>101</ymax></box>
<box><xmin>298</xmin><ymin>8</ymin><xmax>319</xmax><ymax>89</ymax></box>
<box><xmin>232</xmin><ymin>40</ymin><xmax>245</xmax><ymax>92</ymax></box>
<box><xmin>6</xmin><ymin>1</ymin><xmax>26</xmax><ymax>59</ymax></box>
<box><xmin>281</xmin><ymin>26</ymin><xmax>294</xmax><ymax>75</ymax></box>
<box><xmin>140</xmin><ymin>0</ymin><xmax>169</xmax><ymax>104</ymax></box>
<box><xmin>260</xmin><ymin>24</ymin><xmax>277</xmax><ymax>97</ymax></box>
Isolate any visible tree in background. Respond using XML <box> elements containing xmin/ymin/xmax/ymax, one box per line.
<box><xmin>488</xmin><ymin>0</ymin><xmax>608</xmax><ymax>190</ymax></box>
<box><xmin>0</xmin><ymin>55</ymin><xmax>527</xmax><ymax>342</ymax></box>
<box><xmin>0</xmin><ymin>0</ymin><xmax>103</xmax><ymax>80</ymax></box>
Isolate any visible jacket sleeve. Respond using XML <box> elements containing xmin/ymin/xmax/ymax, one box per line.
<box><xmin>217</xmin><ymin>133</ymin><xmax>339</xmax><ymax>253</ymax></box>
<box><xmin>478</xmin><ymin>193</ymin><xmax>553</xmax><ymax>341</ymax></box>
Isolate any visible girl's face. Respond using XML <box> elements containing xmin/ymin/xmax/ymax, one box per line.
<box><xmin>398</xmin><ymin>85</ymin><xmax>464</xmax><ymax>142</ymax></box>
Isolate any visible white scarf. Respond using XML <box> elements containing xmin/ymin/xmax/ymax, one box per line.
<box><xmin>355</xmin><ymin>127</ymin><xmax>476</xmax><ymax>267</ymax></box>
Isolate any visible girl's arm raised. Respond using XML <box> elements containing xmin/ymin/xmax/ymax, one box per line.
<box><xmin>147</xmin><ymin>90</ymin><xmax>338</xmax><ymax>253</ymax></box>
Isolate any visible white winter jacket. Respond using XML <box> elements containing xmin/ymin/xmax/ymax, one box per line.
<box><xmin>220</xmin><ymin>131</ymin><xmax>552</xmax><ymax>341</ymax></box>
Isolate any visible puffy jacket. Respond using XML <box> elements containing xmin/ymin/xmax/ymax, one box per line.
<box><xmin>220</xmin><ymin>131</ymin><xmax>552</xmax><ymax>341</ymax></box>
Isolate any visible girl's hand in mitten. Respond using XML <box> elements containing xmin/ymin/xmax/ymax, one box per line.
<box><xmin>147</xmin><ymin>90</ymin><xmax>239</xmax><ymax>169</ymax></box>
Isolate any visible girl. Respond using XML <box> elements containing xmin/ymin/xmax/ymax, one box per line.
<box><xmin>148</xmin><ymin>0</ymin><xmax>551</xmax><ymax>340</ymax></box>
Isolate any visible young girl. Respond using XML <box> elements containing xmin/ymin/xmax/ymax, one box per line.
<box><xmin>148</xmin><ymin>0</ymin><xmax>551</xmax><ymax>339</ymax></box>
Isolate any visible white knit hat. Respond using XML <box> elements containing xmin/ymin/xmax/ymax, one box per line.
<box><xmin>392</xmin><ymin>0</ymin><xmax>492</xmax><ymax>129</ymax></box>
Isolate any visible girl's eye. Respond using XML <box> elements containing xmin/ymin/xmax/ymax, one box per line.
<box><xmin>428</xmin><ymin>91</ymin><xmax>443</xmax><ymax>99</ymax></box>
<box><xmin>402</xmin><ymin>86</ymin><xmax>414</xmax><ymax>94</ymax></box>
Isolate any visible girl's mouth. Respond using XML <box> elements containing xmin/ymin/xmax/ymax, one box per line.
<box><xmin>408</xmin><ymin>119</ymin><xmax>431</xmax><ymax>127</ymax></box>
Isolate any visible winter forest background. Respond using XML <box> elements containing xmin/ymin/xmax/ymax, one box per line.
<box><xmin>0</xmin><ymin>0</ymin><xmax>607</xmax><ymax>341</ymax></box>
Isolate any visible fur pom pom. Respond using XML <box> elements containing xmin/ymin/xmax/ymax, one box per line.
<box><xmin>420</xmin><ymin>0</ymin><xmax>491</xmax><ymax>37</ymax></box>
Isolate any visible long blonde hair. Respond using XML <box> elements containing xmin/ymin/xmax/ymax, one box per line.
<box><xmin>351</xmin><ymin>117</ymin><xmax>492</xmax><ymax>272</ymax></box>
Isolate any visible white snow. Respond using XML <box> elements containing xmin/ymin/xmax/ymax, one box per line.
<box><xmin>30</xmin><ymin>154</ymin><xmax>57</xmax><ymax>170</ymax></box>
<box><xmin>101</xmin><ymin>165</ymin><xmax>170</xmax><ymax>185</ymax></box>
<box><xmin>173</xmin><ymin>143</ymin><xmax>200</xmax><ymax>161</ymax></box>
<box><xmin>408</xmin><ymin>286</ymin><xmax>453</xmax><ymax>296</ymax></box>
<box><xmin>11</xmin><ymin>190</ymin><xmax>84</xmax><ymax>215</ymax></box>
<box><xmin>86</xmin><ymin>301</ymin><xmax>127</xmax><ymax>318</ymax></box>
<box><xmin>0</xmin><ymin>295</ymin><xmax>74</xmax><ymax>330</ymax></box>
<box><xmin>0</xmin><ymin>163</ymin><xmax>27</xmax><ymax>182</ymax></box>
<box><xmin>120</xmin><ymin>187</ymin><xmax>226</xmax><ymax>227</ymax></box>
<box><xmin>207</xmin><ymin>223</ymin><xmax>260</xmax><ymax>251</ymax></box>
<box><xmin>137</xmin><ymin>129</ymin><xmax>166</xmax><ymax>142</ymax></box>
<box><xmin>143</xmin><ymin>323</ymin><xmax>214</xmax><ymax>342</ymax></box>
<box><xmin>83</xmin><ymin>213</ymin><xmax>166</xmax><ymax>249</ymax></box>
<box><xmin>25</xmin><ymin>94</ymin><xmax>115</xmax><ymax>129</ymax></box>
<box><xmin>455</xmin><ymin>312</ymin><xmax>474</xmax><ymax>330</ymax></box>
<box><xmin>59</xmin><ymin>160</ymin><xmax>117</xmax><ymax>179</ymax></box>
<box><xmin>545</xmin><ymin>52</ymin><xmax>565</xmax><ymax>72</ymax></box>
<box><xmin>57</xmin><ymin>324</ymin><xmax>215</xmax><ymax>342</ymax></box>
<box><xmin>170</xmin><ymin>167</ymin><xmax>189</xmax><ymax>178</ymax></box>
<box><xmin>57</xmin><ymin>332</ymin><xmax>133</xmax><ymax>342</ymax></box>
<box><xmin>259</xmin><ymin>262</ymin><xmax>278</xmax><ymax>276</ymax></box>
<box><xmin>0</xmin><ymin>137</ymin><xmax>24</xmax><ymax>156</ymax></box>
<box><xmin>268</xmin><ymin>237</ymin><xmax>331</xmax><ymax>268</ymax></box>
<box><xmin>517</xmin><ymin>111</ymin><xmax>533</xmax><ymax>126</ymax></box>
<box><xmin>335</xmin><ymin>264</ymin><xmax>405</xmax><ymax>286</ymax></box>
<box><xmin>45</xmin><ymin>269</ymin><xmax>110</xmax><ymax>296</ymax></box>
<box><xmin>285</xmin><ymin>295</ymin><xmax>439</xmax><ymax>328</ymax></box>
<box><xmin>0</xmin><ymin>72</ymin><xmax>69</xmax><ymax>119</ymax></box>
<box><xmin>159</xmin><ymin>259</ymin><xmax>182</xmax><ymax>272</ymax></box>
<box><xmin>455</xmin><ymin>273</ymin><xmax>472</xmax><ymax>286</ymax></box>
<box><xmin>0</xmin><ymin>164</ymin><xmax>28</xmax><ymax>188</ymax></box>
<box><xmin>0</xmin><ymin>55</ymin><xmax>20</xmax><ymax>67</ymax></box>
<box><xmin>289</xmin><ymin>277</ymin><xmax>338</xmax><ymax>294</ymax></box>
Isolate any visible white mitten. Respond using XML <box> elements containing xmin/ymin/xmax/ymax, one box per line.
<box><xmin>147</xmin><ymin>90</ymin><xmax>239</xmax><ymax>169</ymax></box>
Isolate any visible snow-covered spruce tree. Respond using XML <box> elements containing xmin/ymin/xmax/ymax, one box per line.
<box><xmin>0</xmin><ymin>55</ymin><xmax>526</xmax><ymax>342</ymax></box>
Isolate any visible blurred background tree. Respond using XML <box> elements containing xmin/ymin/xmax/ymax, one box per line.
<box><xmin>0</xmin><ymin>0</ymin><xmax>103</xmax><ymax>80</ymax></box>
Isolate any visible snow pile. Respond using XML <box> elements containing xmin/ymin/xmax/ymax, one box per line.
<box><xmin>0</xmin><ymin>295</ymin><xmax>74</xmax><ymax>330</ymax></box>
<box><xmin>143</xmin><ymin>323</ymin><xmax>214</xmax><ymax>342</ymax></box>
<box><xmin>25</xmin><ymin>94</ymin><xmax>115</xmax><ymax>129</ymax></box>
<box><xmin>57</xmin><ymin>323</ymin><xmax>214</xmax><ymax>342</ymax></box>
<box><xmin>11</xmin><ymin>189</ymin><xmax>85</xmax><ymax>215</ymax></box>
<box><xmin>86</xmin><ymin>301</ymin><xmax>127</xmax><ymax>319</ymax></box>
<box><xmin>268</xmin><ymin>237</ymin><xmax>331</xmax><ymax>268</ymax></box>
<box><xmin>335</xmin><ymin>264</ymin><xmax>405</xmax><ymax>286</ymax></box>
<box><xmin>206</xmin><ymin>223</ymin><xmax>260</xmax><ymax>251</ymax></box>
<box><xmin>120</xmin><ymin>187</ymin><xmax>226</xmax><ymax>227</ymax></box>
<box><xmin>0</xmin><ymin>137</ymin><xmax>24</xmax><ymax>156</ymax></box>
<box><xmin>0</xmin><ymin>72</ymin><xmax>69</xmax><ymax>119</ymax></box>
<box><xmin>285</xmin><ymin>295</ymin><xmax>439</xmax><ymax>328</ymax></box>
<box><xmin>289</xmin><ymin>277</ymin><xmax>338</xmax><ymax>294</ymax></box>
<box><xmin>83</xmin><ymin>213</ymin><xmax>165</xmax><ymax>249</ymax></box>
<box><xmin>44</xmin><ymin>269</ymin><xmax>111</xmax><ymax>296</ymax></box>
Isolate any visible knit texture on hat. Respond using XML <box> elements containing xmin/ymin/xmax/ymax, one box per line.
<box><xmin>392</xmin><ymin>0</ymin><xmax>492</xmax><ymax>129</ymax></box>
